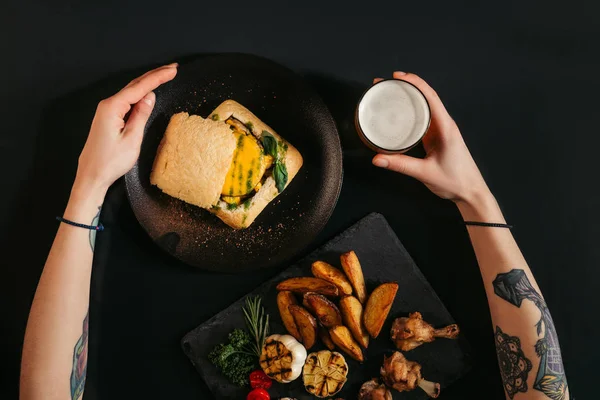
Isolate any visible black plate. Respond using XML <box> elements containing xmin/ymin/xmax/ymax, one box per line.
<box><xmin>182</xmin><ymin>213</ymin><xmax>472</xmax><ymax>399</ymax></box>
<box><xmin>125</xmin><ymin>54</ymin><xmax>343</xmax><ymax>272</ymax></box>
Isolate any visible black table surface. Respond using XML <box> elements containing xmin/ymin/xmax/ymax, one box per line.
<box><xmin>2</xmin><ymin>1</ymin><xmax>598</xmax><ymax>399</ymax></box>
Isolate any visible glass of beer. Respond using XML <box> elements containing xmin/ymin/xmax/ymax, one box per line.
<box><xmin>355</xmin><ymin>79</ymin><xmax>431</xmax><ymax>154</ymax></box>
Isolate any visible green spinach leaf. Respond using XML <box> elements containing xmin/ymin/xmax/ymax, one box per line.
<box><xmin>273</xmin><ymin>162</ymin><xmax>288</xmax><ymax>193</ymax></box>
<box><xmin>261</xmin><ymin>131</ymin><xmax>278</xmax><ymax>158</ymax></box>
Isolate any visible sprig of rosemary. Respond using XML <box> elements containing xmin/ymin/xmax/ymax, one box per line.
<box><xmin>242</xmin><ymin>296</ymin><xmax>270</xmax><ymax>357</ymax></box>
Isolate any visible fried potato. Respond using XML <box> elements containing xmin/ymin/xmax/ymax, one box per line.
<box><xmin>303</xmin><ymin>292</ymin><xmax>343</xmax><ymax>328</ymax></box>
<box><xmin>319</xmin><ymin>326</ymin><xmax>336</xmax><ymax>350</ymax></box>
<box><xmin>289</xmin><ymin>305</ymin><xmax>318</xmax><ymax>349</ymax></box>
<box><xmin>339</xmin><ymin>295</ymin><xmax>369</xmax><ymax>348</ymax></box>
<box><xmin>340</xmin><ymin>251</ymin><xmax>367</xmax><ymax>303</ymax></box>
<box><xmin>277</xmin><ymin>277</ymin><xmax>339</xmax><ymax>297</ymax></box>
<box><xmin>363</xmin><ymin>282</ymin><xmax>399</xmax><ymax>338</ymax></box>
<box><xmin>277</xmin><ymin>291</ymin><xmax>301</xmax><ymax>341</ymax></box>
<box><xmin>311</xmin><ymin>261</ymin><xmax>353</xmax><ymax>295</ymax></box>
<box><xmin>329</xmin><ymin>325</ymin><xmax>364</xmax><ymax>362</ymax></box>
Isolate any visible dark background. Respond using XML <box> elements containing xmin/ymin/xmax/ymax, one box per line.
<box><xmin>2</xmin><ymin>1</ymin><xmax>598</xmax><ymax>399</ymax></box>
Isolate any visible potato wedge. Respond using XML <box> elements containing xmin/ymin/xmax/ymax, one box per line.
<box><xmin>303</xmin><ymin>292</ymin><xmax>343</xmax><ymax>328</ymax></box>
<box><xmin>340</xmin><ymin>251</ymin><xmax>367</xmax><ymax>303</ymax></box>
<box><xmin>277</xmin><ymin>291</ymin><xmax>301</xmax><ymax>341</ymax></box>
<box><xmin>339</xmin><ymin>295</ymin><xmax>369</xmax><ymax>348</ymax></box>
<box><xmin>311</xmin><ymin>261</ymin><xmax>353</xmax><ymax>295</ymax></box>
<box><xmin>289</xmin><ymin>305</ymin><xmax>318</xmax><ymax>349</ymax></box>
<box><xmin>277</xmin><ymin>277</ymin><xmax>339</xmax><ymax>297</ymax></box>
<box><xmin>363</xmin><ymin>282</ymin><xmax>399</xmax><ymax>338</ymax></box>
<box><xmin>329</xmin><ymin>325</ymin><xmax>364</xmax><ymax>362</ymax></box>
<box><xmin>319</xmin><ymin>326</ymin><xmax>335</xmax><ymax>350</ymax></box>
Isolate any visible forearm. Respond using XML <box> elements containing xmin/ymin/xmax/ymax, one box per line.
<box><xmin>21</xmin><ymin>181</ymin><xmax>104</xmax><ymax>400</ymax></box>
<box><xmin>19</xmin><ymin>63</ymin><xmax>176</xmax><ymax>400</ymax></box>
<box><xmin>457</xmin><ymin>193</ymin><xmax>569</xmax><ymax>400</ymax></box>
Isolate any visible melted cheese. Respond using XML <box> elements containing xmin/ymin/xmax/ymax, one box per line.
<box><xmin>221</xmin><ymin>130</ymin><xmax>267</xmax><ymax>197</ymax></box>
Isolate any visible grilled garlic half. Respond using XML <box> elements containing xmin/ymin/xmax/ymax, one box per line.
<box><xmin>260</xmin><ymin>334</ymin><xmax>307</xmax><ymax>383</ymax></box>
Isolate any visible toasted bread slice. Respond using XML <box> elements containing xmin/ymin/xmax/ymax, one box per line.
<box><xmin>150</xmin><ymin>113</ymin><xmax>236</xmax><ymax>208</ymax></box>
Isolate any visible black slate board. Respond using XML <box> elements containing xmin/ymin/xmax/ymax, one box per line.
<box><xmin>182</xmin><ymin>213</ymin><xmax>471</xmax><ymax>399</ymax></box>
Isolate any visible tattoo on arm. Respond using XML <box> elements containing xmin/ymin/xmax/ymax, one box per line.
<box><xmin>495</xmin><ymin>326</ymin><xmax>532</xmax><ymax>398</ymax></box>
<box><xmin>89</xmin><ymin>206</ymin><xmax>101</xmax><ymax>252</ymax></box>
<box><xmin>493</xmin><ymin>269</ymin><xmax>568</xmax><ymax>400</ymax></box>
<box><xmin>70</xmin><ymin>311</ymin><xmax>89</xmax><ymax>400</ymax></box>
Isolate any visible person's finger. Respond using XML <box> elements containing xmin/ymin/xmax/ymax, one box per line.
<box><xmin>124</xmin><ymin>63</ymin><xmax>178</xmax><ymax>89</ymax></box>
<box><xmin>116</xmin><ymin>66</ymin><xmax>177</xmax><ymax>105</ymax></box>
<box><xmin>392</xmin><ymin>71</ymin><xmax>451</xmax><ymax>128</ymax></box>
<box><xmin>122</xmin><ymin>91</ymin><xmax>155</xmax><ymax>144</ymax></box>
<box><xmin>372</xmin><ymin>153</ymin><xmax>428</xmax><ymax>180</ymax></box>
<box><xmin>373</xmin><ymin>77</ymin><xmax>384</xmax><ymax>84</ymax></box>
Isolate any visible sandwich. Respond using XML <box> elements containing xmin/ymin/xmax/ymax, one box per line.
<box><xmin>150</xmin><ymin>100</ymin><xmax>303</xmax><ymax>229</ymax></box>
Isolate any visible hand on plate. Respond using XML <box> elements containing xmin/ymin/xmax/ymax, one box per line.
<box><xmin>372</xmin><ymin>71</ymin><xmax>491</xmax><ymax>205</ymax></box>
<box><xmin>74</xmin><ymin>63</ymin><xmax>178</xmax><ymax>196</ymax></box>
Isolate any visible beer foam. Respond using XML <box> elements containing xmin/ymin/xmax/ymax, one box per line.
<box><xmin>358</xmin><ymin>80</ymin><xmax>430</xmax><ymax>151</ymax></box>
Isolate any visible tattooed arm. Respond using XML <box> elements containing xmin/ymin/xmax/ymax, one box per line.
<box><xmin>372</xmin><ymin>71</ymin><xmax>568</xmax><ymax>399</ymax></box>
<box><xmin>458</xmin><ymin>194</ymin><xmax>568</xmax><ymax>399</ymax></box>
<box><xmin>20</xmin><ymin>64</ymin><xmax>178</xmax><ymax>400</ymax></box>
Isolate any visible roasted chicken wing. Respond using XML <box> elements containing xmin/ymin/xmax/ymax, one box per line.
<box><xmin>390</xmin><ymin>312</ymin><xmax>459</xmax><ymax>351</ymax></box>
<box><xmin>358</xmin><ymin>379</ymin><xmax>392</xmax><ymax>400</ymax></box>
<box><xmin>380</xmin><ymin>352</ymin><xmax>440</xmax><ymax>398</ymax></box>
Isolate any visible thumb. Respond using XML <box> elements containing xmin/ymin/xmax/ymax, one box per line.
<box><xmin>372</xmin><ymin>153</ymin><xmax>427</xmax><ymax>180</ymax></box>
<box><xmin>124</xmin><ymin>91</ymin><xmax>155</xmax><ymax>144</ymax></box>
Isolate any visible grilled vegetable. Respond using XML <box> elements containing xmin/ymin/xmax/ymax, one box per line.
<box><xmin>259</xmin><ymin>334</ymin><xmax>307</xmax><ymax>383</ymax></box>
<box><xmin>303</xmin><ymin>292</ymin><xmax>342</xmax><ymax>328</ymax></box>
<box><xmin>340</xmin><ymin>251</ymin><xmax>367</xmax><ymax>303</ymax></box>
<box><xmin>288</xmin><ymin>305</ymin><xmax>318</xmax><ymax>350</ymax></box>
<box><xmin>226</xmin><ymin>117</ymin><xmax>252</xmax><ymax>135</ymax></box>
<box><xmin>277</xmin><ymin>291</ymin><xmax>301</xmax><ymax>341</ymax></box>
<box><xmin>339</xmin><ymin>295</ymin><xmax>370</xmax><ymax>348</ymax></box>
<box><xmin>221</xmin><ymin>128</ymin><xmax>268</xmax><ymax>197</ymax></box>
<box><xmin>302</xmin><ymin>350</ymin><xmax>348</xmax><ymax>398</ymax></box>
<box><xmin>277</xmin><ymin>277</ymin><xmax>339</xmax><ymax>297</ymax></box>
<box><xmin>222</xmin><ymin>195</ymin><xmax>243</xmax><ymax>205</ymax></box>
<box><xmin>363</xmin><ymin>282</ymin><xmax>398</xmax><ymax>338</ymax></box>
<box><xmin>329</xmin><ymin>325</ymin><xmax>364</xmax><ymax>362</ymax></box>
<box><xmin>311</xmin><ymin>261</ymin><xmax>353</xmax><ymax>296</ymax></box>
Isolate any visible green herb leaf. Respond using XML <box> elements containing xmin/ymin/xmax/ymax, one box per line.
<box><xmin>245</xmin><ymin>121</ymin><xmax>254</xmax><ymax>130</ymax></box>
<box><xmin>208</xmin><ymin>329</ymin><xmax>256</xmax><ymax>387</ymax></box>
<box><xmin>242</xmin><ymin>296</ymin><xmax>270</xmax><ymax>358</ymax></box>
<box><xmin>273</xmin><ymin>162</ymin><xmax>288</xmax><ymax>193</ymax></box>
<box><xmin>227</xmin><ymin>202</ymin><xmax>238</xmax><ymax>210</ymax></box>
<box><xmin>211</xmin><ymin>114</ymin><xmax>219</xmax><ymax>121</ymax></box>
<box><xmin>261</xmin><ymin>131</ymin><xmax>278</xmax><ymax>158</ymax></box>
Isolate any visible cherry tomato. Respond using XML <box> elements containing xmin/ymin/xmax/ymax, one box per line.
<box><xmin>247</xmin><ymin>387</ymin><xmax>270</xmax><ymax>400</ymax></box>
<box><xmin>249</xmin><ymin>370</ymin><xmax>272</xmax><ymax>389</ymax></box>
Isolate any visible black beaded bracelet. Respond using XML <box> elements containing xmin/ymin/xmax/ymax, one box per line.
<box><xmin>465</xmin><ymin>221</ymin><xmax>513</xmax><ymax>229</ymax></box>
<box><xmin>56</xmin><ymin>216</ymin><xmax>104</xmax><ymax>231</ymax></box>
